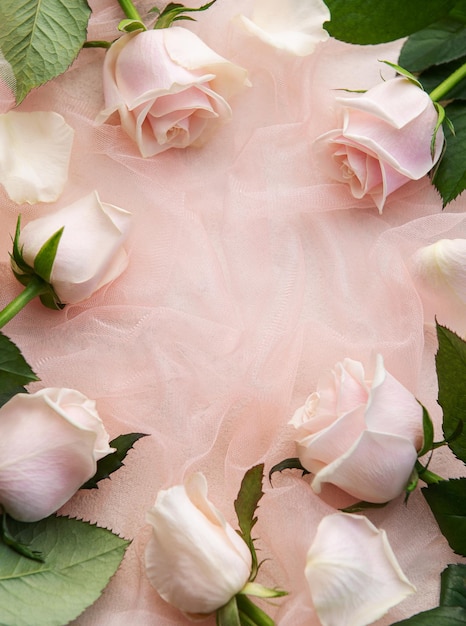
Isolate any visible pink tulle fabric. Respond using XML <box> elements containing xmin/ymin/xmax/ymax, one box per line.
<box><xmin>1</xmin><ymin>1</ymin><xmax>465</xmax><ymax>624</ymax></box>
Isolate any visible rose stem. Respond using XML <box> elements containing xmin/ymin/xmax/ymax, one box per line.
<box><xmin>0</xmin><ymin>277</ymin><xmax>49</xmax><ymax>329</ymax></box>
<box><xmin>117</xmin><ymin>0</ymin><xmax>143</xmax><ymax>21</ymax></box>
<box><xmin>429</xmin><ymin>61</ymin><xmax>466</xmax><ymax>102</ymax></box>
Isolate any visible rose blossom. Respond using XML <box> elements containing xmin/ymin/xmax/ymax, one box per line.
<box><xmin>98</xmin><ymin>28</ymin><xmax>249</xmax><ymax>157</ymax></box>
<box><xmin>145</xmin><ymin>473</ymin><xmax>252</xmax><ymax>616</ymax></box>
<box><xmin>314</xmin><ymin>76</ymin><xmax>444</xmax><ymax>212</ymax></box>
<box><xmin>290</xmin><ymin>355</ymin><xmax>423</xmax><ymax>503</ymax></box>
<box><xmin>236</xmin><ymin>0</ymin><xmax>330</xmax><ymax>56</ymax></box>
<box><xmin>0</xmin><ymin>388</ymin><xmax>114</xmax><ymax>522</ymax></box>
<box><xmin>411</xmin><ymin>238</ymin><xmax>466</xmax><ymax>337</ymax></box>
<box><xmin>15</xmin><ymin>190</ymin><xmax>131</xmax><ymax>305</ymax></box>
<box><xmin>306</xmin><ymin>513</ymin><xmax>415</xmax><ymax>626</ymax></box>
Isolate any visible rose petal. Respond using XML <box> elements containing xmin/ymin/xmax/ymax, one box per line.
<box><xmin>306</xmin><ymin>513</ymin><xmax>415</xmax><ymax>626</ymax></box>
<box><xmin>0</xmin><ymin>111</ymin><xmax>74</xmax><ymax>204</ymax></box>
<box><xmin>236</xmin><ymin>0</ymin><xmax>330</xmax><ymax>56</ymax></box>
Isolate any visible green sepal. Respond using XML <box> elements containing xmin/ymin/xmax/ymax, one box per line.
<box><xmin>268</xmin><ymin>458</ymin><xmax>310</xmax><ymax>483</ymax></box>
<box><xmin>118</xmin><ymin>18</ymin><xmax>146</xmax><ymax>32</ymax></box>
<box><xmin>234</xmin><ymin>464</ymin><xmax>264</xmax><ymax>581</ymax></box>
<box><xmin>340</xmin><ymin>500</ymin><xmax>389</xmax><ymax>513</ymax></box>
<box><xmin>435</xmin><ymin>322</ymin><xmax>466</xmax><ymax>461</ymax></box>
<box><xmin>80</xmin><ymin>432</ymin><xmax>149</xmax><ymax>489</ymax></box>
<box><xmin>240</xmin><ymin>582</ymin><xmax>287</xmax><ymax>599</ymax></box>
<box><xmin>1</xmin><ymin>513</ymin><xmax>44</xmax><ymax>562</ymax></box>
<box><xmin>440</xmin><ymin>563</ymin><xmax>466</xmax><ymax>608</ymax></box>
<box><xmin>39</xmin><ymin>289</ymin><xmax>65</xmax><ymax>311</ymax></box>
<box><xmin>153</xmin><ymin>0</ymin><xmax>217</xmax><ymax>29</ymax></box>
<box><xmin>11</xmin><ymin>216</ymin><xmax>31</xmax><ymax>276</ymax></box>
<box><xmin>431</xmin><ymin>102</ymin><xmax>447</xmax><ymax>159</ymax></box>
<box><xmin>422</xmin><ymin>478</ymin><xmax>466</xmax><ymax>556</ymax></box>
<box><xmin>418</xmin><ymin>403</ymin><xmax>435</xmax><ymax>458</ymax></box>
<box><xmin>380</xmin><ymin>59</ymin><xmax>423</xmax><ymax>89</ymax></box>
<box><xmin>0</xmin><ymin>331</ymin><xmax>39</xmax><ymax>402</ymax></box>
<box><xmin>33</xmin><ymin>227</ymin><xmax>64</xmax><ymax>283</ymax></box>
<box><xmin>217</xmin><ymin>596</ymin><xmax>241</xmax><ymax>626</ymax></box>
<box><xmin>237</xmin><ymin>594</ymin><xmax>275</xmax><ymax>626</ymax></box>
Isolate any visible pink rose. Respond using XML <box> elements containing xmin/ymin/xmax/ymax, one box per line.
<box><xmin>290</xmin><ymin>355</ymin><xmax>423</xmax><ymax>503</ymax></box>
<box><xmin>314</xmin><ymin>77</ymin><xmax>444</xmax><ymax>212</ymax></box>
<box><xmin>98</xmin><ymin>28</ymin><xmax>249</xmax><ymax>157</ymax></box>
<box><xmin>0</xmin><ymin>388</ymin><xmax>114</xmax><ymax>522</ymax></box>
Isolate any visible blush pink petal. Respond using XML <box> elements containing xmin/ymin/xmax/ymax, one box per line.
<box><xmin>306</xmin><ymin>513</ymin><xmax>416</xmax><ymax>626</ymax></box>
<box><xmin>312</xmin><ymin>430</ymin><xmax>419</xmax><ymax>502</ymax></box>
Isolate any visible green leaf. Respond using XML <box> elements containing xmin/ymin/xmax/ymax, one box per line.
<box><xmin>33</xmin><ymin>227</ymin><xmax>64</xmax><ymax>283</ymax></box>
<box><xmin>417</xmin><ymin>57</ymin><xmax>466</xmax><ymax>100</ymax></box>
<box><xmin>268</xmin><ymin>457</ymin><xmax>310</xmax><ymax>482</ymax></box>
<box><xmin>216</xmin><ymin>596</ymin><xmax>241</xmax><ymax>626</ymax></box>
<box><xmin>234</xmin><ymin>464</ymin><xmax>264</xmax><ymax>580</ymax></box>
<box><xmin>0</xmin><ymin>0</ymin><xmax>92</xmax><ymax>105</ymax></box>
<box><xmin>440</xmin><ymin>563</ymin><xmax>466</xmax><ymax>607</ymax></box>
<box><xmin>1</xmin><ymin>513</ymin><xmax>44</xmax><ymax>562</ymax></box>
<box><xmin>432</xmin><ymin>102</ymin><xmax>466</xmax><ymax>205</ymax></box>
<box><xmin>399</xmin><ymin>17</ymin><xmax>466</xmax><ymax>72</ymax></box>
<box><xmin>435</xmin><ymin>323</ymin><xmax>466</xmax><ymax>460</ymax></box>
<box><xmin>0</xmin><ymin>331</ymin><xmax>38</xmax><ymax>398</ymax></box>
<box><xmin>80</xmin><ymin>433</ymin><xmax>149</xmax><ymax>489</ymax></box>
<box><xmin>391</xmin><ymin>605</ymin><xmax>466</xmax><ymax>624</ymax></box>
<box><xmin>324</xmin><ymin>0</ymin><xmax>455</xmax><ymax>45</ymax></box>
<box><xmin>422</xmin><ymin>479</ymin><xmax>466</xmax><ymax>556</ymax></box>
<box><xmin>0</xmin><ymin>515</ymin><xmax>130</xmax><ymax>626</ymax></box>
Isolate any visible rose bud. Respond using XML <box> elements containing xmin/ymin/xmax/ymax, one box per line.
<box><xmin>98</xmin><ymin>28</ymin><xmax>249</xmax><ymax>157</ymax></box>
<box><xmin>0</xmin><ymin>388</ymin><xmax>114</xmax><ymax>522</ymax></box>
<box><xmin>314</xmin><ymin>76</ymin><xmax>444</xmax><ymax>212</ymax></box>
<box><xmin>306</xmin><ymin>513</ymin><xmax>415</xmax><ymax>626</ymax></box>
<box><xmin>145</xmin><ymin>473</ymin><xmax>252</xmax><ymax>616</ymax></box>
<box><xmin>14</xmin><ymin>190</ymin><xmax>131</xmax><ymax>306</ymax></box>
<box><xmin>290</xmin><ymin>355</ymin><xmax>423</xmax><ymax>503</ymax></box>
<box><xmin>411</xmin><ymin>238</ymin><xmax>466</xmax><ymax>337</ymax></box>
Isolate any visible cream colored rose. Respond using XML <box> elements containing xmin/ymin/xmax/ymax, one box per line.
<box><xmin>306</xmin><ymin>513</ymin><xmax>415</xmax><ymax>626</ymax></box>
<box><xmin>0</xmin><ymin>388</ymin><xmax>114</xmax><ymax>522</ymax></box>
<box><xmin>17</xmin><ymin>191</ymin><xmax>131</xmax><ymax>305</ymax></box>
<box><xmin>145</xmin><ymin>473</ymin><xmax>252</xmax><ymax>616</ymax></box>
<box><xmin>314</xmin><ymin>77</ymin><xmax>444</xmax><ymax>212</ymax></box>
<box><xmin>98</xmin><ymin>28</ymin><xmax>249</xmax><ymax>157</ymax></box>
<box><xmin>236</xmin><ymin>0</ymin><xmax>330</xmax><ymax>56</ymax></box>
<box><xmin>290</xmin><ymin>355</ymin><xmax>423</xmax><ymax>502</ymax></box>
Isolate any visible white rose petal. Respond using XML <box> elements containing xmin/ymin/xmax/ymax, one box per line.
<box><xmin>237</xmin><ymin>0</ymin><xmax>330</xmax><ymax>56</ymax></box>
<box><xmin>306</xmin><ymin>513</ymin><xmax>416</xmax><ymax>626</ymax></box>
<box><xmin>0</xmin><ymin>111</ymin><xmax>74</xmax><ymax>204</ymax></box>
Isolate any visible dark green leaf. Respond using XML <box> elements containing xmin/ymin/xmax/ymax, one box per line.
<box><xmin>216</xmin><ymin>596</ymin><xmax>241</xmax><ymax>626</ymax></box>
<box><xmin>268</xmin><ymin>457</ymin><xmax>310</xmax><ymax>482</ymax></box>
<box><xmin>391</xmin><ymin>605</ymin><xmax>466</xmax><ymax>624</ymax></box>
<box><xmin>422</xmin><ymin>479</ymin><xmax>466</xmax><ymax>556</ymax></box>
<box><xmin>234</xmin><ymin>464</ymin><xmax>264</xmax><ymax>580</ymax></box>
<box><xmin>80</xmin><ymin>432</ymin><xmax>149</xmax><ymax>489</ymax></box>
<box><xmin>417</xmin><ymin>57</ymin><xmax>466</xmax><ymax>100</ymax></box>
<box><xmin>0</xmin><ymin>0</ymin><xmax>92</xmax><ymax>104</ymax></box>
<box><xmin>0</xmin><ymin>331</ymin><xmax>38</xmax><ymax>397</ymax></box>
<box><xmin>440</xmin><ymin>563</ymin><xmax>466</xmax><ymax>607</ymax></box>
<box><xmin>399</xmin><ymin>17</ymin><xmax>466</xmax><ymax>72</ymax></box>
<box><xmin>435</xmin><ymin>323</ymin><xmax>466</xmax><ymax>459</ymax></box>
<box><xmin>0</xmin><ymin>515</ymin><xmax>130</xmax><ymax>626</ymax></box>
<box><xmin>324</xmin><ymin>0</ymin><xmax>455</xmax><ymax>45</ymax></box>
<box><xmin>33</xmin><ymin>227</ymin><xmax>64</xmax><ymax>283</ymax></box>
